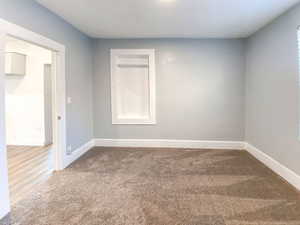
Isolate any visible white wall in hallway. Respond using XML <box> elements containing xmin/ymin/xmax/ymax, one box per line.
<box><xmin>5</xmin><ymin>37</ymin><xmax>52</xmax><ymax>146</ymax></box>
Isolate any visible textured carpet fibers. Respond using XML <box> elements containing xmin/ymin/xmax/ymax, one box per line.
<box><xmin>6</xmin><ymin>147</ymin><xmax>300</xmax><ymax>225</ymax></box>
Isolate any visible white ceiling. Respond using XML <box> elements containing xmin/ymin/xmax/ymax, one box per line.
<box><xmin>36</xmin><ymin>0</ymin><xmax>300</xmax><ymax>39</ymax></box>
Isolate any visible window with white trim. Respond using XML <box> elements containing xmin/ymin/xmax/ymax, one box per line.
<box><xmin>110</xmin><ymin>49</ymin><xmax>156</xmax><ymax>124</ymax></box>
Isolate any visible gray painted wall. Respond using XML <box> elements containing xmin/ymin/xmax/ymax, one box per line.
<box><xmin>93</xmin><ymin>39</ymin><xmax>245</xmax><ymax>141</ymax></box>
<box><xmin>0</xmin><ymin>0</ymin><xmax>94</xmax><ymax>151</ymax></box>
<box><xmin>245</xmin><ymin>3</ymin><xmax>300</xmax><ymax>175</ymax></box>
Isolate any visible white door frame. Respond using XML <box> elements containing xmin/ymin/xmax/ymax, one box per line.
<box><xmin>0</xmin><ymin>18</ymin><xmax>67</xmax><ymax>219</ymax></box>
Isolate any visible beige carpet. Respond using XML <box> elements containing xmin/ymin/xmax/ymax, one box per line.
<box><xmin>6</xmin><ymin>147</ymin><xmax>300</xmax><ymax>225</ymax></box>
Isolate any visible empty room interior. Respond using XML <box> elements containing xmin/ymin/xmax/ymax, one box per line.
<box><xmin>1</xmin><ymin>0</ymin><xmax>300</xmax><ymax>225</ymax></box>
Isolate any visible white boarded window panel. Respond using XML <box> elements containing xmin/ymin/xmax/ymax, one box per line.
<box><xmin>111</xmin><ymin>49</ymin><xmax>156</xmax><ymax>124</ymax></box>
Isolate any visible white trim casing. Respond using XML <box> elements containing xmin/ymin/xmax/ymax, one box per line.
<box><xmin>0</xmin><ymin>19</ymin><xmax>65</xmax><ymax>53</ymax></box>
<box><xmin>245</xmin><ymin>143</ymin><xmax>300</xmax><ymax>190</ymax></box>
<box><xmin>0</xmin><ymin>30</ymin><xmax>11</xmax><ymax>220</ymax></box>
<box><xmin>110</xmin><ymin>49</ymin><xmax>156</xmax><ymax>125</ymax></box>
<box><xmin>52</xmin><ymin>51</ymin><xmax>67</xmax><ymax>170</ymax></box>
<box><xmin>94</xmin><ymin>138</ymin><xmax>245</xmax><ymax>150</ymax></box>
<box><xmin>0</xmin><ymin>19</ymin><xmax>67</xmax><ymax>220</ymax></box>
<box><xmin>0</xmin><ymin>18</ymin><xmax>67</xmax><ymax>171</ymax></box>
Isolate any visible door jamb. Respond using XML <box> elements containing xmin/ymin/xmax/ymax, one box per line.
<box><xmin>0</xmin><ymin>18</ymin><xmax>67</xmax><ymax>218</ymax></box>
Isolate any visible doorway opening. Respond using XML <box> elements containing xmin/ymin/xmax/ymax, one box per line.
<box><xmin>4</xmin><ymin>36</ymin><xmax>54</xmax><ymax>205</ymax></box>
<box><xmin>0</xmin><ymin>18</ymin><xmax>67</xmax><ymax>219</ymax></box>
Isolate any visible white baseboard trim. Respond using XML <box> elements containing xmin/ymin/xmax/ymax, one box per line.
<box><xmin>60</xmin><ymin>139</ymin><xmax>300</xmax><ymax>191</ymax></box>
<box><xmin>64</xmin><ymin>140</ymin><xmax>94</xmax><ymax>168</ymax></box>
<box><xmin>94</xmin><ymin>139</ymin><xmax>245</xmax><ymax>150</ymax></box>
<box><xmin>245</xmin><ymin>143</ymin><xmax>300</xmax><ymax>190</ymax></box>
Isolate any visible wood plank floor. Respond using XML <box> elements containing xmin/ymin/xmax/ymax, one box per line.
<box><xmin>7</xmin><ymin>145</ymin><xmax>53</xmax><ymax>206</ymax></box>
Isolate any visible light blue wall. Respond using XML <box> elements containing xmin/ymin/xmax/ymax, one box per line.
<box><xmin>93</xmin><ymin>39</ymin><xmax>246</xmax><ymax>141</ymax></box>
<box><xmin>1</xmin><ymin>1</ymin><xmax>300</xmax><ymax>221</ymax></box>
<box><xmin>0</xmin><ymin>0</ymin><xmax>94</xmax><ymax>151</ymax></box>
<box><xmin>0</xmin><ymin>0</ymin><xmax>94</xmax><ymax>219</ymax></box>
<box><xmin>245</xmin><ymin>3</ymin><xmax>300</xmax><ymax>174</ymax></box>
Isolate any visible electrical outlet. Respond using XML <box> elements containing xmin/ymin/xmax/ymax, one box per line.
<box><xmin>67</xmin><ymin>145</ymin><xmax>72</xmax><ymax>155</ymax></box>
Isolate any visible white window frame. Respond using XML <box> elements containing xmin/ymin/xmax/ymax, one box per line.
<box><xmin>110</xmin><ymin>49</ymin><xmax>156</xmax><ymax>125</ymax></box>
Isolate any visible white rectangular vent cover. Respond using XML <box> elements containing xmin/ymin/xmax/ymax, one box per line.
<box><xmin>110</xmin><ymin>49</ymin><xmax>156</xmax><ymax>124</ymax></box>
<box><xmin>5</xmin><ymin>52</ymin><xmax>26</xmax><ymax>76</ymax></box>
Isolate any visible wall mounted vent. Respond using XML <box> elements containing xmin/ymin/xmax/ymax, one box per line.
<box><xmin>5</xmin><ymin>52</ymin><xmax>27</xmax><ymax>76</ymax></box>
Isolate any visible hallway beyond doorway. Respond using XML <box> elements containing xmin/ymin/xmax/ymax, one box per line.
<box><xmin>7</xmin><ymin>145</ymin><xmax>53</xmax><ymax>205</ymax></box>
